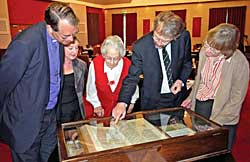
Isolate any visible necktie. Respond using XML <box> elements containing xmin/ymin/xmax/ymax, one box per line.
<box><xmin>162</xmin><ymin>47</ymin><xmax>173</xmax><ymax>87</ymax></box>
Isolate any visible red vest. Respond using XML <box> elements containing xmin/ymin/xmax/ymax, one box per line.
<box><xmin>84</xmin><ymin>56</ymin><xmax>131</xmax><ymax>118</ymax></box>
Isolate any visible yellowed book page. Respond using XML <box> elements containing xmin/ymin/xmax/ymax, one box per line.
<box><xmin>79</xmin><ymin>118</ymin><xmax>168</xmax><ymax>152</ymax></box>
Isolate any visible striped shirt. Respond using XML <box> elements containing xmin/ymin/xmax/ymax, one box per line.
<box><xmin>196</xmin><ymin>55</ymin><xmax>225</xmax><ymax>101</ymax></box>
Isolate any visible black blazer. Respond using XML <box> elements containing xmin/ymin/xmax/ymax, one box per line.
<box><xmin>119</xmin><ymin>31</ymin><xmax>192</xmax><ymax>110</ymax></box>
<box><xmin>0</xmin><ymin>22</ymin><xmax>64</xmax><ymax>153</ymax></box>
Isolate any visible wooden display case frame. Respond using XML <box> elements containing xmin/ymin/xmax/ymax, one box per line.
<box><xmin>57</xmin><ymin>107</ymin><xmax>229</xmax><ymax>162</ymax></box>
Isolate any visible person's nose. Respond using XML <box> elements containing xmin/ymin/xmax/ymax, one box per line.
<box><xmin>111</xmin><ymin>58</ymin><xmax>116</xmax><ymax>64</ymax></box>
<box><xmin>66</xmin><ymin>35</ymin><xmax>74</xmax><ymax>42</ymax></box>
<box><xmin>72</xmin><ymin>48</ymin><xmax>78</xmax><ymax>53</ymax></box>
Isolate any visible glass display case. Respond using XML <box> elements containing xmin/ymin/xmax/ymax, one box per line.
<box><xmin>57</xmin><ymin>107</ymin><xmax>229</xmax><ymax>162</ymax></box>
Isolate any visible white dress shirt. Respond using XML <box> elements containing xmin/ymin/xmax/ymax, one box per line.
<box><xmin>86</xmin><ymin>58</ymin><xmax>139</xmax><ymax>108</ymax></box>
<box><xmin>158</xmin><ymin>43</ymin><xmax>172</xmax><ymax>94</ymax></box>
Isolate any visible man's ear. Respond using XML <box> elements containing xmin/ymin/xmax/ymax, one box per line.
<box><xmin>46</xmin><ymin>25</ymin><xmax>53</xmax><ymax>34</ymax></box>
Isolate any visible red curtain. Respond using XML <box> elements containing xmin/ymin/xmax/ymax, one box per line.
<box><xmin>112</xmin><ymin>14</ymin><xmax>123</xmax><ymax>39</ymax></box>
<box><xmin>7</xmin><ymin>0</ymin><xmax>49</xmax><ymax>38</ymax></box>
<box><xmin>172</xmin><ymin>10</ymin><xmax>186</xmax><ymax>22</ymax></box>
<box><xmin>209</xmin><ymin>8</ymin><xmax>227</xmax><ymax>29</ymax></box>
<box><xmin>87</xmin><ymin>13</ymin><xmax>100</xmax><ymax>46</ymax></box>
<box><xmin>228</xmin><ymin>6</ymin><xmax>246</xmax><ymax>36</ymax></box>
<box><xmin>209</xmin><ymin>6</ymin><xmax>246</xmax><ymax>35</ymax></box>
<box><xmin>192</xmin><ymin>17</ymin><xmax>201</xmax><ymax>37</ymax></box>
<box><xmin>143</xmin><ymin>19</ymin><xmax>150</xmax><ymax>35</ymax></box>
<box><xmin>112</xmin><ymin>13</ymin><xmax>137</xmax><ymax>46</ymax></box>
<box><xmin>7</xmin><ymin>0</ymin><xmax>49</xmax><ymax>24</ymax></box>
<box><xmin>87</xmin><ymin>7</ymin><xmax>105</xmax><ymax>45</ymax></box>
<box><xmin>126</xmin><ymin>13</ymin><xmax>137</xmax><ymax>45</ymax></box>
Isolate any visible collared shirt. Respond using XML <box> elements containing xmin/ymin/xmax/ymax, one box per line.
<box><xmin>46</xmin><ymin>31</ymin><xmax>61</xmax><ymax>109</ymax></box>
<box><xmin>86</xmin><ymin>59</ymin><xmax>139</xmax><ymax>108</ymax></box>
<box><xmin>158</xmin><ymin>43</ymin><xmax>172</xmax><ymax>93</ymax></box>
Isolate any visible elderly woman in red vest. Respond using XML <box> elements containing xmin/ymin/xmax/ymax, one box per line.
<box><xmin>85</xmin><ymin>35</ymin><xmax>139</xmax><ymax>118</ymax></box>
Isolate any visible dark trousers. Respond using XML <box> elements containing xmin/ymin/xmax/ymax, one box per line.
<box><xmin>223</xmin><ymin>124</ymin><xmax>237</xmax><ymax>151</ymax></box>
<box><xmin>195</xmin><ymin>99</ymin><xmax>214</xmax><ymax>119</ymax></box>
<box><xmin>195</xmin><ymin>99</ymin><xmax>237</xmax><ymax>150</ymax></box>
<box><xmin>157</xmin><ymin>93</ymin><xmax>177</xmax><ymax>109</ymax></box>
<box><xmin>145</xmin><ymin>93</ymin><xmax>184</xmax><ymax>126</ymax></box>
<box><xmin>48</xmin><ymin>146</ymin><xmax>59</xmax><ymax>162</ymax></box>
<box><xmin>158</xmin><ymin>93</ymin><xmax>184</xmax><ymax>119</ymax></box>
<box><xmin>11</xmin><ymin>109</ymin><xmax>57</xmax><ymax>162</ymax></box>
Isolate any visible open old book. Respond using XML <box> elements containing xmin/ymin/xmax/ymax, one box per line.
<box><xmin>79</xmin><ymin>118</ymin><xmax>168</xmax><ymax>152</ymax></box>
<box><xmin>160</xmin><ymin>123</ymin><xmax>196</xmax><ymax>137</ymax></box>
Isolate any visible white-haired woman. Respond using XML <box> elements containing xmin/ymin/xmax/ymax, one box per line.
<box><xmin>85</xmin><ymin>35</ymin><xmax>139</xmax><ymax>118</ymax></box>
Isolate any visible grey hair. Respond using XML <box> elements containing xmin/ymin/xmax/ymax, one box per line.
<box><xmin>101</xmin><ymin>35</ymin><xmax>126</xmax><ymax>57</ymax></box>
<box><xmin>153</xmin><ymin>11</ymin><xmax>185</xmax><ymax>39</ymax></box>
<box><xmin>206</xmin><ymin>23</ymin><xmax>240</xmax><ymax>51</ymax></box>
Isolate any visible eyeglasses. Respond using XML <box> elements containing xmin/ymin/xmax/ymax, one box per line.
<box><xmin>56</xmin><ymin>31</ymin><xmax>75</xmax><ymax>40</ymax></box>
<box><xmin>53</xmin><ymin>27</ymin><xmax>78</xmax><ymax>41</ymax></box>
<box><xmin>204</xmin><ymin>41</ymin><xmax>221</xmax><ymax>55</ymax></box>
<box><xmin>153</xmin><ymin>32</ymin><xmax>173</xmax><ymax>46</ymax></box>
<box><xmin>104</xmin><ymin>56</ymin><xmax>121</xmax><ymax>63</ymax></box>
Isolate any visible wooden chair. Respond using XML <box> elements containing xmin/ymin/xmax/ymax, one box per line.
<box><xmin>78</xmin><ymin>54</ymin><xmax>90</xmax><ymax>67</ymax></box>
<box><xmin>92</xmin><ymin>44</ymin><xmax>101</xmax><ymax>58</ymax></box>
<box><xmin>244</xmin><ymin>45</ymin><xmax>250</xmax><ymax>62</ymax></box>
<box><xmin>245</xmin><ymin>45</ymin><xmax>250</xmax><ymax>53</ymax></box>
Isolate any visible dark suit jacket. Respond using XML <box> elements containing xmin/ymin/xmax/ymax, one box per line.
<box><xmin>119</xmin><ymin>31</ymin><xmax>192</xmax><ymax>110</ymax></box>
<box><xmin>0</xmin><ymin>22</ymin><xmax>64</xmax><ymax>153</ymax></box>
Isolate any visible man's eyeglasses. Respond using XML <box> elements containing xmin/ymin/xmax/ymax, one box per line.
<box><xmin>153</xmin><ymin>32</ymin><xmax>173</xmax><ymax>46</ymax></box>
<box><xmin>57</xmin><ymin>31</ymin><xmax>75</xmax><ymax>40</ymax></box>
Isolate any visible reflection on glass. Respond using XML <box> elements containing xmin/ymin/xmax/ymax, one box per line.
<box><xmin>62</xmin><ymin>108</ymin><xmax>220</xmax><ymax>157</ymax></box>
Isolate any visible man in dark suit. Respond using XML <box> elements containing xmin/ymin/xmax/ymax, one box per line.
<box><xmin>113</xmin><ymin>11</ymin><xmax>192</xmax><ymax>122</ymax></box>
<box><xmin>0</xmin><ymin>2</ymin><xmax>78</xmax><ymax>162</ymax></box>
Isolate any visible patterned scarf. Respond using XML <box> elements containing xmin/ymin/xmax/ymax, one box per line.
<box><xmin>196</xmin><ymin>48</ymin><xmax>225</xmax><ymax>101</ymax></box>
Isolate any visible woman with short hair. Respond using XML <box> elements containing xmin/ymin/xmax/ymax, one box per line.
<box><xmin>85</xmin><ymin>35</ymin><xmax>139</xmax><ymax>118</ymax></box>
<box><xmin>181</xmin><ymin>23</ymin><xmax>249</xmax><ymax>150</ymax></box>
